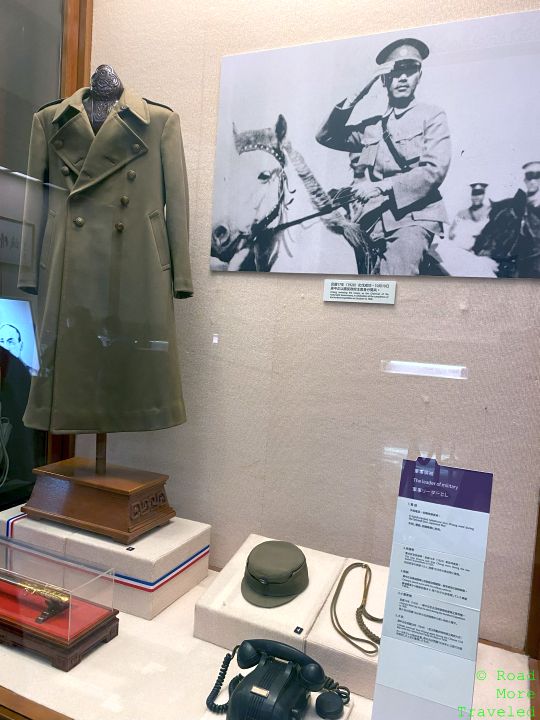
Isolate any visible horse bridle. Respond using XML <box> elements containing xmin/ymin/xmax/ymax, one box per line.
<box><xmin>238</xmin><ymin>141</ymin><xmax>348</xmax><ymax>239</ymax></box>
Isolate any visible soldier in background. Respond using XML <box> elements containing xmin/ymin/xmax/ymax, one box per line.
<box><xmin>473</xmin><ymin>162</ymin><xmax>540</xmax><ymax>277</ymax></box>
<box><xmin>449</xmin><ymin>183</ymin><xmax>490</xmax><ymax>250</ymax></box>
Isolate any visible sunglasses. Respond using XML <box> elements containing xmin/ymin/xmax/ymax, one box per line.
<box><xmin>525</xmin><ymin>171</ymin><xmax>540</xmax><ymax>181</ymax></box>
<box><xmin>387</xmin><ymin>60</ymin><xmax>421</xmax><ymax>76</ymax></box>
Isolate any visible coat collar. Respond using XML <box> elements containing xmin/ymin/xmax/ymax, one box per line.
<box><xmin>52</xmin><ymin>87</ymin><xmax>150</xmax><ymax>126</ymax></box>
<box><xmin>49</xmin><ymin>87</ymin><xmax>149</xmax><ymax>196</ymax></box>
<box><xmin>384</xmin><ymin>98</ymin><xmax>417</xmax><ymax>119</ymax></box>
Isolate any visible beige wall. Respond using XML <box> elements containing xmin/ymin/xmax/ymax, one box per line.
<box><xmin>87</xmin><ymin>0</ymin><xmax>540</xmax><ymax>649</ymax></box>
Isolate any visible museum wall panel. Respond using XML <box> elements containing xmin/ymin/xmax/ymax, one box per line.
<box><xmin>80</xmin><ymin>0</ymin><xmax>540</xmax><ymax>649</ymax></box>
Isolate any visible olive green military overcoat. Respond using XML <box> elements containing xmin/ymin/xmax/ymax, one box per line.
<box><xmin>17</xmin><ymin>87</ymin><xmax>193</xmax><ymax>433</ymax></box>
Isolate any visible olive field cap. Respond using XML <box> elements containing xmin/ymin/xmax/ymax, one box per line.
<box><xmin>241</xmin><ymin>540</ymin><xmax>309</xmax><ymax>608</ymax></box>
<box><xmin>376</xmin><ymin>38</ymin><xmax>429</xmax><ymax>65</ymax></box>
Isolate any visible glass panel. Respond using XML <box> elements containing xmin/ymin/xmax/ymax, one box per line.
<box><xmin>0</xmin><ymin>0</ymin><xmax>63</xmax><ymax>508</ymax></box>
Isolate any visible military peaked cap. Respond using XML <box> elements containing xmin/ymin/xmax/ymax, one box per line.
<box><xmin>376</xmin><ymin>37</ymin><xmax>429</xmax><ymax>65</ymax></box>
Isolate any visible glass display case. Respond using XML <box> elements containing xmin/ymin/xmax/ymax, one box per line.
<box><xmin>0</xmin><ymin>0</ymin><xmax>538</xmax><ymax>718</ymax></box>
<box><xmin>0</xmin><ymin>536</ymin><xmax>117</xmax><ymax>670</ymax></box>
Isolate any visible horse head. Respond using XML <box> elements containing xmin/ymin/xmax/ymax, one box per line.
<box><xmin>212</xmin><ymin>115</ymin><xmax>289</xmax><ymax>271</ymax></box>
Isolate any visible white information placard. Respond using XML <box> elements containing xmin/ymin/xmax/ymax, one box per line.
<box><xmin>323</xmin><ymin>279</ymin><xmax>396</xmax><ymax>304</ymax></box>
<box><xmin>372</xmin><ymin>458</ymin><xmax>493</xmax><ymax>720</ymax></box>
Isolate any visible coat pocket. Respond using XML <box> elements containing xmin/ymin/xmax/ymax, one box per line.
<box><xmin>148</xmin><ymin>210</ymin><xmax>171</xmax><ymax>270</ymax></box>
<box><xmin>358</xmin><ymin>138</ymin><xmax>379</xmax><ymax>168</ymax></box>
<box><xmin>394</xmin><ymin>130</ymin><xmax>423</xmax><ymax>164</ymax></box>
<box><xmin>39</xmin><ymin>210</ymin><xmax>56</xmax><ymax>269</ymax></box>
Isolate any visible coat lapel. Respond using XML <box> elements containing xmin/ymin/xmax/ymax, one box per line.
<box><xmin>50</xmin><ymin>88</ymin><xmax>94</xmax><ymax>176</ymax></box>
<box><xmin>71</xmin><ymin>113</ymin><xmax>148</xmax><ymax>195</ymax></box>
<box><xmin>49</xmin><ymin>88</ymin><xmax>151</xmax><ymax>196</ymax></box>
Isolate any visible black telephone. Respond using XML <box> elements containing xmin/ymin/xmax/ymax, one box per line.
<box><xmin>206</xmin><ymin>639</ymin><xmax>350</xmax><ymax>720</ymax></box>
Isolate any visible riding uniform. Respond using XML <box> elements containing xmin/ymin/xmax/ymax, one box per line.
<box><xmin>316</xmin><ymin>99</ymin><xmax>451</xmax><ymax>275</ymax></box>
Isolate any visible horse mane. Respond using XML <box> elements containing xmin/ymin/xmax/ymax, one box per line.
<box><xmin>282</xmin><ymin>140</ymin><xmax>368</xmax><ymax>254</ymax></box>
<box><xmin>282</xmin><ymin>140</ymin><xmax>331</xmax><ymax>211</ymax></box>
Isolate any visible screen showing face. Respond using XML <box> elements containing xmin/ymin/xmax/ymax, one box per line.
<box><xmin>0</xmin><ymin>298</ymin><xmax>39</xmax><ymax>374</ymax></box>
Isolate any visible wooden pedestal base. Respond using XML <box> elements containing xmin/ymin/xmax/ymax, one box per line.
<box><xmin>0</xmin><ymin>612</ymin><xmax>119</xmax><ymax>671</ymax></box>
<box><xmin>22</xmin><ymin>457</ymin><xmax>176</xmax><ymax>543</ymax></box>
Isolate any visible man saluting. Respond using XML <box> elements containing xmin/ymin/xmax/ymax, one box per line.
<box><xmin>316</xmin><ymin>38</ymin><xmax>451</xmax><ymax>275</ymax></box>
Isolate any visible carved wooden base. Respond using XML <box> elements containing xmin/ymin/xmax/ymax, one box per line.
<box><xmin>22</xmin><ymin>457</ymin><xmax>176</xmax><ymax>543</ymax></box>
<box><xmin>0</xmin><ymin>612</ymin><xmax>119</xmax><ymax>671</ymax></box>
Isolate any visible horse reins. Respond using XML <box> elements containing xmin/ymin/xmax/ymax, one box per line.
<box><xmin>238</xmin><ymin>139</ymin><xmax>353</xmax><ymax>238</ymax></box>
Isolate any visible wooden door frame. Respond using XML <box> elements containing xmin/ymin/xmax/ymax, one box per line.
<box><xmin>61</xmin><ymin>0</ymin><xmax>93</xmax><ymax>96</ymax></box>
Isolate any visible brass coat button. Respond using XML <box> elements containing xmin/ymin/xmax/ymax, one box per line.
<box><xmin>53</xmin><ymin>139</ymin><xmax>64</xmax><ymax>149</ymax></box>
<box><xmin>132</xmin><ymin>143</ymin><xmax>141</xmax><ymax>154</ymax></box>
<box><xmin>61</xmin><ymin>165</ymin><xmax>70</xmax><ymax>176</ymax></box>
<box><xmin>120</xmin><ymin>195</ymin><xmax>129</xmax><ymax>207</ymax></box>
<box><xmin>115</xmin><ymin>222</ymin><xmax>125</xmax><ymax>233</ymax></box>
<box><xmin>74</xmin><ymin>216</ymin><xmax>85</xmax><ymax>227</ymax></box>
<box><xmin>127</xmin><ymin>170</ymin><xmax>136</xmax><ymax>181</ymax></box>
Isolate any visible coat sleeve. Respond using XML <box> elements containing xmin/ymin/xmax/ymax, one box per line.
<box><xmin>18</xmin><ymin>113</ymin><xmax>49</xmax><ymax>295</ymax></box>
<box><xmin>161</xmin><ymin>112</ymin><xmax>193</xmax><ymax>299</ymax></box>
<box><xmin>389</xmin><ymin>108</ymin><xmax>451</xmax><ymax>211</ymax></box>
<box><xmin>315</xmin><ymin>101</ymin><xmax>364</xmax><ymax>152</ymax></box>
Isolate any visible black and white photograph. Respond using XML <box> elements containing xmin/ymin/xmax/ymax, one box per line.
<box><xmin>210</xmin><ymin>11</ymin><xmax>540</xmax><ymax>278</ymax></box>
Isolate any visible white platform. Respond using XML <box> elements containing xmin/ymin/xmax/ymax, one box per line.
<box><xmin>0</xmin><ymin>569</ymin><xmax>531</xmax><ymax>720</ymax></box>
<box><xmin>194</xmin><ymin>533</ymin><xmax>345</xmax><ymax>651</ymax></box>
<box><xmin>0</xmin><ymin>508</ymin><xmax>78</xmax><ymax>554</ymax></box>
<box><xmin>0</xmin><ymin>506</ymin><xmax>211</xmax><ymax>619</ymax></box>
<box><xmin>306</xmin><ymin>559</ymin><xmax>388</xmax><ymax>700</ymax></box>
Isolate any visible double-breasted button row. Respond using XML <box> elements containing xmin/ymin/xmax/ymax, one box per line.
<box><xmin>61</xmin><ymin>165</ymin><xmax>70</xmax><ymax>176</ymax></box>
<box><xmin>132</xmin><ymin>143</ymin><xmax>141</xmax><ymax>154</ymax></box>
<box><xmin>120</xmin><ymin>195</ymin><xmax>130</xmax><ymax>207</ymax></box>
<box><xmin>74</xmin><ymin>217</ymin><xmax>128</xmax><ymax>232</ymax></box>
<box><xmin>127</xmin><ymin>170</ymin><xmax>136</xmax><ymax>181</ymax></box>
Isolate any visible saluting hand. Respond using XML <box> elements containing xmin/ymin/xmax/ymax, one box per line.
<box><xmin>344</xmin><ymin>63</ymin><xmax>395</xmax><ymax>108</ymax></box>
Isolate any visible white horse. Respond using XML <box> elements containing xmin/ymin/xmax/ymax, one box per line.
<box><xmin>211</xmin><ymin>115</ymin><xmax>363</xmax><ymax>273</ymax></box>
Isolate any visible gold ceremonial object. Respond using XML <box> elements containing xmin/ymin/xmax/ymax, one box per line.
<box><xmin>0</xmin><ymin>570</ymin><xmax>70</xmax><ymax>623</ymax></box>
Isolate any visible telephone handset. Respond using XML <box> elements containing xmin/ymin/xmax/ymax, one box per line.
<box><xmin>206</xmin><ymin>638</ymin><xmax>350</xmax><ymax>719</ymax></box>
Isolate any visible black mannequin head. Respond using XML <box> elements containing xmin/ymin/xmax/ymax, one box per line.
<box><xmin>89</xmin><ymin>64</ymin><xmax>123</xmax><ymax>100</ymax></box>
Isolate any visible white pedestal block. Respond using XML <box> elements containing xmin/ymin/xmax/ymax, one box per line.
<box><xmin>305</xmin><ymin>558</ymin><xmax>389</xmax><ymax>700</ymax></box>
<box><xmin>65</xmin><ymin>517</ymin><xmax>211</xmax><ymax>619</ymax></box>
<box><xmin>0</xmin><ymin>506</ymin><xmax>211</xmax><ymax>619</ymax></box>
<box><xmin>0</xmin><ymin>507</ymin><xmax>78</xmax><ymax>554</ymax></box>
<box><xmin>194</xmin><ymin>534</ymin><xmax>345</xmax><ymax>652</ymax></box>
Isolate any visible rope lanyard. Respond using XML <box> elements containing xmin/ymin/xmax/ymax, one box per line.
<box><xmin>330</xmin><ymin>562</ymin><xmax>383</xmax><ymax>656</ymax></box>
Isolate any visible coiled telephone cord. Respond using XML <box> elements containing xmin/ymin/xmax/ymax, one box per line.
<box><xmin>205</xmin><ymin>645</ymin><xmax>241</xmax><ymax>714</ymax></box>
<box><xmin>322</xmin><ymin>675</ymin><xmax>351</xmax><ymax>705</ymax></box>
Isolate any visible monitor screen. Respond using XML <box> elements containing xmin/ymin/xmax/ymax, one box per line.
<box><xmin>0</xmin><ymin>297</ymin><xmax>39</xmax><ymax>374</ymax></box>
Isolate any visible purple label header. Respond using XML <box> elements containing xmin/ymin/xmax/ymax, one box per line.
<box><xmin>399</xmin><ymin>458</ymin><xmax>493</xmax><ymax>513</ymax></box>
